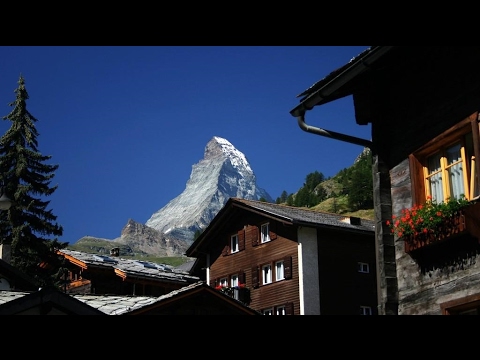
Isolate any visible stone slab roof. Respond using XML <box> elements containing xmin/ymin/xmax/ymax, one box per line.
<box><xmin>59</xmin><ymin>249</ymin><xmax>200</xmax><ymax>284</ymax></box>
<box><xmin>0</xmin><ymin>281</ymin><xmax>260</xmax><ymax>315</ymax></box>
<box><xmin>233</xmin><ymin>198</ymin><xmax>375</xmax><ymax>233</ymax></box>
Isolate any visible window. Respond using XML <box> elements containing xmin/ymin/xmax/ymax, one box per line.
<box><xmin>358</xmin><ymin>262</ymin><xmax>369</xmax><ymax>273</ymax></box>
<box><xmin>231</xmin><ymin>274</ymin><xmax>238</xmax><ymax>287</ymax></box>
<box><xmin>426</xmin><ymin>140</ymin><xmax>470</xmax><ymax>203</ymax></box>
<box><xmin>276</xmin><ymin>260</ymin><xmax>285</xmax><ymax>281</ymax></box>
<box><xmin>410</xmin><ymin>114</ymin><xmax>480</xmax><ymax>206</ymax></box>
<box><xmin>261</xmin><ymin>223</ymin><xmax>270</xmax><ymax>243</ymax></box>
<box><xmin>441</xmin><ymin>293</ymin><xmax>480</xmax><ymax>315</ymax></box>
<box><xmin>263</xmin><ymin>308</ymin><xmax>273</xmax><ymax>315</ymax></box>
<box><xmin>262</xmin><ymin>264</ymin><xmax>272</xmax><ymax>285</ymax></box>
<box><xmin>231</xmin><ymin>234</ymin><xmax>239</xmax><ymax>253</ymax></box>
<box><xmin>360</xmin><ymin>306</ymin><xmax>372</xmax><ymax>315</ymax></box>
<box><xmin>276</xmin><ymin>306</ymin><xmax>286</xmax><ymax>315</ymax></box>
<box><xmin>219</xmin><ymin>277</ymin><xmax>228</xmax><ymax>287</ymax></box>
<box><xmin>260</xmin><ymin>303</ymin><xmax>294</xmax><ymax>315</ymax></box>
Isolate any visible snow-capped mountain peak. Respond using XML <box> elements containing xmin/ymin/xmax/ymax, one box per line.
<box><xmin>212</xmin><ymin>136</ymin><xmax>253</xmax><ymax>173</ymax></box>
<box><xmin>144</xmin><ymin>136</ymin><xmax>272</xmax><ymax>244</ymax></box>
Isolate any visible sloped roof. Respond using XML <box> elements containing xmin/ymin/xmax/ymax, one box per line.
<box><xmin>58</xmin><ymin>249</ymin><xmax>200</xmax><ymax>284</ymax></box>
<box><xmin>71</xmin><ymin>292</ymin><xmax>160</xmax><ymax>315</ymax></box>
<box><xmin>290</xmin><ymin>46</ymin><xmax>395</xmax><ymax>117</ymax></box>
<box><xmin>295</xmin><ymin>46</ymin><xmax>374</xmax><ymax>101</ymax></box>
<box><xmin>234</xmin><ymin>198</ymin><xmax>375</xmax><ymax>231</ymax></box>
<box><xmin>117</xmin><ymin>281</ymin><xmax>260</xmax><ymax>315</ymax></box>
<box><xmin>174</xmin><ymin>259</ymin><xmax>196</xmax><ymax>273</ymax></box>
<box><xmin>186</xmin><ymin>197</ymin><xmax>375</xmax><ymax>257</ymax></box>
<box><xmin>76</xmin><ymin>281</ymin><xmax>259</xmax><ymax>315</ymax></box>
<box><xmin>0</xmin><ymin>281</ymin><xmax>261</xmax><ymax>315</ymax></box>
<box><xmin>0</xmin><ymin>287</ymin><xmax>106</xmax><ymax>315</ymax></box>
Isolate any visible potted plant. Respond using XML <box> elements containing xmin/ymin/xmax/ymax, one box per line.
<box><xmin>386</xmin><ymin>195</ymin><xmax>473</xmax><ymax>252</ymax></box>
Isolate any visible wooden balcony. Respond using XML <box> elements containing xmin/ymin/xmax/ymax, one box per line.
<box><xmin>404</xmin><ymin>201</ymin><xmax>480</xmax><ymax>253</ymax></box>
<box><xmin>216</xmin><ymin>286</ymin><xmax>251</xmax><ymax>305</ymax></box>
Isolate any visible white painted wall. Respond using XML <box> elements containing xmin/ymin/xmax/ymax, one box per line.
<box><xmin>298</xmin><ymin>226</ymin><xmax>321</xmax><ymax>315</ymax></box>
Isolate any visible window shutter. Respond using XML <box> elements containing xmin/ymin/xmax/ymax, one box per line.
<box><xmin>250</xmin><ymin>226</ymin><xmax>259</xmax><ymax>247</ymax></box>
<box><xmin>222</xmin><ymin>245</ymin><xmax>229</xmax><ymax>256</ymax></box>
<box><xmin>239</xmin><ymin>271</ymin><xmax>246</xmax><ymax>284</ymax></box>
<box><xmin>238</xmin><ymin>228</ymin><xmax>245</xmax><ymax>251</ymax></box>
<box><xmin>286</xmin><ymin>302</ymin><xmax>294</xmax><ymax>315</ymax></box>
<box><xmin>269</xmin><ymin>222</ymin><xmax>277</xmax><ymax>240</ymax></box>
<box><xmin>252</xmin><ymin>266</ymin><xmax>259</xmax><ymax>288</ymax></box>
<box><xmin>284</xmin><ymin>256</ymin><xmax>292</xmax><ymax>279</ymax></box>
<box><xmin>211</xmin><ymin>278</ymin><xmax>217</xmax><ymax>288</ymax></box>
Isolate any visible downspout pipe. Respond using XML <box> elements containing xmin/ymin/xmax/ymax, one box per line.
<box><xmin>297</xmin><ymin>112</ymin><xmax>374</xmax><ymax>150</ymax></box>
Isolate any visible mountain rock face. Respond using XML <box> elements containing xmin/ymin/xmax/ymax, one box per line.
<box><xmin>144</xmin><ymin>136</ymin><xmax>273</xmax><ymax>245</ymax></box>
<box><xmin>112</xmin><ymin>219</ymin><xmax>190</xmax><ymax>256</ymax></box>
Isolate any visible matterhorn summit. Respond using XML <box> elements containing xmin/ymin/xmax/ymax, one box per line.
<box><xmin>145</xmin><ymin>136</ymin><xmax>273</xmax><ymax>244</ymax></box>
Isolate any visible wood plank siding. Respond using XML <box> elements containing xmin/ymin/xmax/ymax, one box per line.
<box><xmin>210</xmin><ymin>218</ymin><xmax>300</xmax><ymax>315</ymax></box>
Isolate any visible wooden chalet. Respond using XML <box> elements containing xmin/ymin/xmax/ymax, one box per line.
<box><xmin>58</xmin><ymin>248</ymin><xmax>200</xmax><ymax>296</ymax></box>
<box><xmin>186</xmin><ymin>198</ymin><xmax>377</xmax><ymax>315</ymax></box>
<box><xmin>290</xmin><ymin>46</ymin><xmax>480</xmax><ymax>315</ymax></box>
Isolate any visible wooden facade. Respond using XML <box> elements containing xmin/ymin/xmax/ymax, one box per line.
<box><xmin>186</xmin><ymin>198</ymin><xmax>377</xmax><ymax>315</ymax></box>
<box><xmin>290</xmin><ymin>46</ymin><xmax>480</xmax><ymax>315</ymax></box>
<box><xmin>209</xmin><ymin>218</ymin><xmax>299</xmax><ymax>314</ymax></box>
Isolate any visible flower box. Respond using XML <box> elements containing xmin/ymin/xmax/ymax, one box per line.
<box><xmin>404</xmin><ymin>201</ymin><xmax>480</xmax><ymax>253</ymax></box>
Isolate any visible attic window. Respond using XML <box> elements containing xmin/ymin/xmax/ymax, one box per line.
<box><xmin>93</xmin><ymin>255</ymin><xmax>118</xmax><ymax>263</ymax></box>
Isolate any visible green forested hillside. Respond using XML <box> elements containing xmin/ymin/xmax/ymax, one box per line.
<box><xmin>275</xmin><ymin>148</ymin><xmax>374</xmax><ymax>220</ymax></box>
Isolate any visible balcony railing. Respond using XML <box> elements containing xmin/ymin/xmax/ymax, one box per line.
<box><xmin>215</xmin><ymin>285</ymin><xmax>251</xmax><ymax>304</ymax></box>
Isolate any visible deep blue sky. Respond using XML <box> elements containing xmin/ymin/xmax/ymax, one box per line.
<box><xmin>0</xmin><ymin>46</ymin><xmax>371</xmax><ymax>244</ymax></box>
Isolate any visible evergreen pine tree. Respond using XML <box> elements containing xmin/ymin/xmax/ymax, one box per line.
<box><xmin>347</xmin><ymin>149</ymin><xmax>373</xmax><ymax>210</ymax></box>
<box><xmin>286</xmin><ymin>193</ymin><xmax>294</xmax><ymax>206</ymax></box>
<box><xmin>0</xmin><ymin>74</ymin><xmax>67</xmax><ymax>288</ymax></box>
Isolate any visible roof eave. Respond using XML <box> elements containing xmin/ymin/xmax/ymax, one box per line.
<box><xmin>289</xmin><ymin>46</ymin><xmax>395</xmax><ymax>118</ymax></box>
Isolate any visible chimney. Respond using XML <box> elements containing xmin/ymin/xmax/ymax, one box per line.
<box><xmin>110</xmin><ymin>247</ymin><xmax>120</xmax><ymax>257</ymax></box>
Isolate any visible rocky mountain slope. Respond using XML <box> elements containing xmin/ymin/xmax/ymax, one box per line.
<box><xmin>71</xmin><ymin>136</ymin><xmax>272</xmax><ymax>257</ymax></box>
